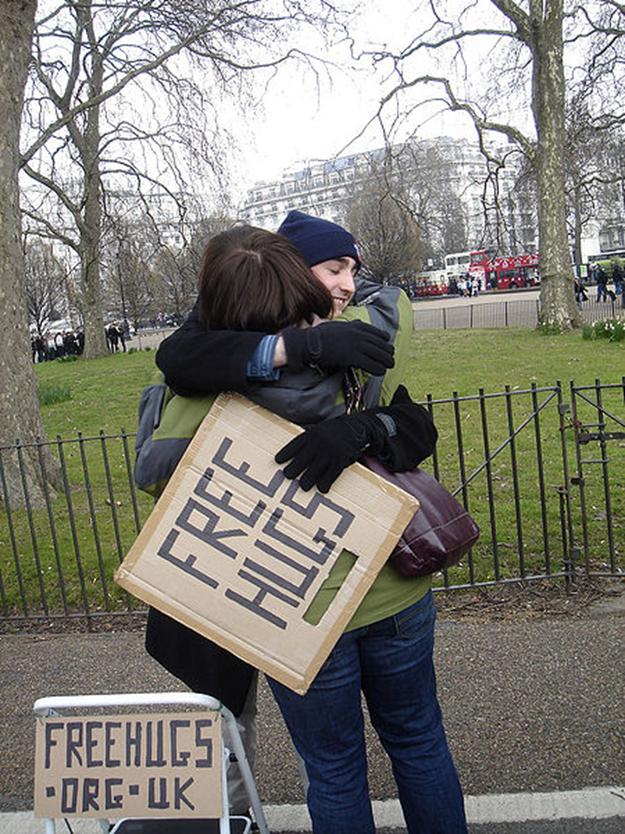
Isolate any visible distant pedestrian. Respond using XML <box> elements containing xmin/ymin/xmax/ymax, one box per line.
<box><xmin>596</xmin><ymin>264</ymin><xmax>609</xmax><ymax>303</ymax></box>
<box><xmin>54</xmin><ymin>331</ymin><xmax>65</xmax><ymax>358</ymax></box>
<box><xmin>575</xmin><ymin>278</ymin><xmax>588</xmax><ymax>308</ymax></box>
<box><xmin>612</xmin><ymin>260</ymin><xmax>624</xmax><ymax>298</ymax></box>
<box><xmin>107</xmin><ymin>323</ymin><xmax>120</xmax><ymax>352</ymax></box>
<box><xmin>45</xmin><ymin>331</ymin><xmax>56</xmax><ymax>360</ymax></box>
<box><xmin>34</xmin><ymin>335</ymin><xmax>46</xmax><ymax>362</ymax></box>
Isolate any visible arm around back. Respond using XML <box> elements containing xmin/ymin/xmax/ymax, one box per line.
<box><xmin>156</xmin><ymin>303</ymin><xmax>266</xmax><ymax>396</ymax></box>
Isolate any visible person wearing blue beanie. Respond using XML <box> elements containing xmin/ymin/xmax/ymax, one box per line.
<box><xmin>277</xmin><ymin>210</ymin><xmax>361</xmax><ymax>269</ymax></box>
<box><xmin>147</xmin><ymin>221</ymin><xmax>464</xmax><ymax>833</ymax></box>
<box><xmin>277</xmin><ymin>210</ymin><xmax>360</xmax><ymax>320</ymax></box>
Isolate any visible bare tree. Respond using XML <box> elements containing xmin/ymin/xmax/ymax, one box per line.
<box><xmin>0</xmin><ymin>0</ymin><xmax>61</xmax><ymax>508</ymax></box>
<box><xmin>151</xmin><ymin>211</ymin><xmax>235</xmax><ymax>318</ymax></box>
<box><xmin>361</xmin><ymin>0</ymin><xmax>625</xmax><ymax>329</ymax></box>
<box><xmin>564</xmin><ymin>82</ymin><xmax>625</xmax><ymax>269</ymax></box>
<box><xmin>102</xmin><ymin>215</ymin><xmax>160</xmax><ymax>334</ymax></box>
<box><xmin>401</xmin><ymin>141</ymin><xmax>470</xmax><ymax>262</ymax></box>
<box><xmin>21</xmin><ymin>0</ymin><xmax>342</xmax><ymax>357</ymax></box>
<box><xmin>345</xmin><ymin>154</ymin><xmax>424</xmax><ymax>281</ymax></box>
<box><xmin>24</xmin><ymin>237</ymin><xmax>67</xmax><ymax>336</ymax></box>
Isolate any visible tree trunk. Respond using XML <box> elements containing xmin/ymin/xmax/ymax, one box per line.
<box><xmin>0</xmin><ymin>0</ymin><xmax>61</xmax><ymax>508</ymax></box>
<box><xmin>78</xmin><ymin>4</ymin><xmax>108</xmax><ymax>359</ymax></box>
<box><xmin>80</xmin><ymin>183</ymin><xmax>108</xmax><ymax>358</ymax></box>
<box><xmin>532</xmin><ymin>1</ymin><xmax>580</xmax><ymax>329</ymax></box>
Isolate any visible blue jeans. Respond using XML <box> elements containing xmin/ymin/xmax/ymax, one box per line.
<box><xmin>267</xmin><ymin>591</ymin><xmax>467</xmax><ymax>834</ymax></box>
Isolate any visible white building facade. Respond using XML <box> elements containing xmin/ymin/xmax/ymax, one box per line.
<box><xmin>239</xmin><ymin>137</ymin><xmax>539</xmax><ymax>263</ymax></box>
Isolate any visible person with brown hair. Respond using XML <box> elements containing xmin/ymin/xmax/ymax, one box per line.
<box><xmin>139</xmin><ymin>217</ymin><xmax>466</xmax><ymax>833</ymax></box>
<box><xmin>196</xmin><ymin>224</ymin><xmax>333</xmax><ymax>333</ymax></box>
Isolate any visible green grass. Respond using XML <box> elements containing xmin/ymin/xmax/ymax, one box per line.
<box><xmin>1</xmin><ymin>329</ymin><xmax>623</xmax><ymax>617</ymax></box>
<box><xmin>405</xmin><ymin>328</ymin><xmax>624</xmax><ymax>400</ymax></box>
<box><xmin>34</xmin><ymin>349</ymin><xmax>156</xmax><ymax>438</ymax></box>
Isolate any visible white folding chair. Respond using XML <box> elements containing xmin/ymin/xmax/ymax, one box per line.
<box><xmin>33</xmin><ymin>692</ymin><xmax>270</xmax><ymax>834</ymax></box>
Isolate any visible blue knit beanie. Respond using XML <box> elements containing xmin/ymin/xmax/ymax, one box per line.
<box><xmin>277</xmin><ymin>210</ymin><xmax>361</xmax><ymax>268</ymax></box>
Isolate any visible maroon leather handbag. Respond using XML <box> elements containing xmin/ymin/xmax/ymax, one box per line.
<box><xmin>362</xmin><ymin>454</ymin><xmax>480</xmax><ymax>577</ymax></box>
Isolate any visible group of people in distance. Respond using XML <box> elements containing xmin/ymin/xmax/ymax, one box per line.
<box><xmin>589</xmin><ymin>259</ymin><xmax>625</xmax><ymax>303</ymax></box>
<box><xmin>137</xmin><ymin>210</ymin><xmax>467</xmax><ymax>833</ymax></box>
<box><xmin>31</xmin><ymin>328</ymin><xmax>84</xmax><ymax>362</ymax></box>
<box><xmin>31</xmin><ymin>321</ymin><xmax>129</xmax><ymax>362</ymax></box>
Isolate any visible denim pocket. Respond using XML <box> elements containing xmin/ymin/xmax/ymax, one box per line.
<box><xmin>393</xmin><ymin>590</ymin><xmax>435</xmax><ymax>639</ymax></box>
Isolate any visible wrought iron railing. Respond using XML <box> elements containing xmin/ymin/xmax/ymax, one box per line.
<box><xmin>1</xmin><ymin>380</ymin><xmax>623</xmax><ymax>627</ymax></box>
<box><xmin>413</xmin><ymin>297</ymin><xmax>625</xmax><ymax>330</ymax></box>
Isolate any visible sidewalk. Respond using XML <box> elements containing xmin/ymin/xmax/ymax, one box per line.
<box><xmin>2</xmin><ymin>599</ymin><xmax>624</xmax><ymax>828</ymax></box>
<box><xmin>2</xmin><ymin>787</ymin><xmax>625</xmax><ymax>833</ymax></box>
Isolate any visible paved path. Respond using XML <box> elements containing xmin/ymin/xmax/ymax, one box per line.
<box><xmin>412</xmin><ymin>288</ymin><xmax>540</xmax><ymax>311</ymax></box>
<box><xmin>1</xmin><ymin>602</ymin><xmax>624</xmax><ymax>831</ymax></box>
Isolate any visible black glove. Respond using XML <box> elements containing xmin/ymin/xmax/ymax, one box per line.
<box><xmin>275</xmin><ymin>385</ymin><xmax>438</xmax><ymax>493</ymax></box>
<box><xmin>376</xmin><ymin>385</ymin><xmax>438</xmax><ymax>470</ymax></box>
<box><xmin>275</xmin><ymin>411</ymin><xmax>388</xmax><ymax>493</ymax></box>
<box><xmin>281</xmin><ymin>320</ymin><xmax>394</xmax><ymax>375</ymax></box>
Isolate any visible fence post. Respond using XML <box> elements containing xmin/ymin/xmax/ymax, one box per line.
<box><xmin>442</xmin><ymin>307</ymin><xmax>447</xmax><ymax>330</ymax></box>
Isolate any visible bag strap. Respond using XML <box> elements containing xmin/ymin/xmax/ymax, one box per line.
<box><xmin>354</xmin><ymin>281</ymin><xmax>401</xmax><ymax>409</ymax></box>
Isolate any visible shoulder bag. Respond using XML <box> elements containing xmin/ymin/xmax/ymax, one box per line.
<box><xmin>361</xmin><ymin>453</ymin><xmax>480</xmax><ymax>576</ymax></box>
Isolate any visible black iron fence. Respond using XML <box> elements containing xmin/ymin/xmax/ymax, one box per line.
<box><xmin>1</xmin><ymin>380</ymin><xmax>623</xmax><ymax>627</ymax></box>
<box><xmin>414</xmin><ymin>296</ymin><xmax>625</xmax><ymax>330</ymax></box>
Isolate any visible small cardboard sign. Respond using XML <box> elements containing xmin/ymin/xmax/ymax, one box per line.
<box><xmin>34</xmin><ymin>711</ymin><xmax>222</xmax><ymax>819</ymax></box>
<box><xmin>116</xmin><ymin>394</ymin><xmax>419</xmax><ymax>694</ymax></box>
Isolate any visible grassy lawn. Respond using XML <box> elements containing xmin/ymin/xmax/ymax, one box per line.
<box><xmin>31</xmin><ymin>329</ymin><xmax>624</xmax><ymax>438</ymax></box>
<box><xmin>406</xmin><ymin>328</ymin><xmax>623</xmax><ymax>400</ymax></box>
<box><xmin>1</xmin><ymin>329</ymin><xmax>623</xmax><ymax>617</ymax></box>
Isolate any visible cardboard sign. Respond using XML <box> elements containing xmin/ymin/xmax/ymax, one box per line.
<box><xmin>34</xmin><ymin>711</ymin><xmax>222</xmax><ymax>819</ymax></box>
<box><xmin>116</xmin><ymin>394</ymin><xmax>419</xmax><ymax>693</ymax></box>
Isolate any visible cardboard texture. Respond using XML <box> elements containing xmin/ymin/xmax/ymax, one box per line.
<box><xmin>116</xmin><ymin>394</ymin><xmax>419</xmax><ymax>694</ymax></box>
<box><xmin>34</xmin><ymin>711</ymin><xmax>223</xmax><ymax>819</ymax></box>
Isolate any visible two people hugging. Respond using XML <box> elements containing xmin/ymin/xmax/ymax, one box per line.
<box><xmin>135</xmin><ymin>211</ymin><xmax>467</xmax><ymax>834</ymax></box>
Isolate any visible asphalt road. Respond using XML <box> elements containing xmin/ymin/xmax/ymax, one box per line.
<box><xmin>2</xmin><ymin>606</ymin><xmax>624</xmax><ymax>818</ymax></box>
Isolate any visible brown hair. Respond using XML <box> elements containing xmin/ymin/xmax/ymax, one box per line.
<box><xmin>197</xmin><ymin>225</ymin><xmax>333</xmax><ymax>331</ymax></box>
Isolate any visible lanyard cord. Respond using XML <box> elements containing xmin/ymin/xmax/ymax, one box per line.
<box><xmin>342</xmin><ymin>367</ymin><xmax>365</xmax><ymax>415</ymax></box>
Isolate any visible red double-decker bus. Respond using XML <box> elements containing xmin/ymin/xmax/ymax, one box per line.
<box><xmin>468</xmin><ymin>250</ymin><xmax>540</xmax><ymax>290</ymax></box>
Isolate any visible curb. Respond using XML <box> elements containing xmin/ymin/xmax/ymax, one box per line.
<box><xmin>3</xmin><ymin>786</ymin><xmax>624</xmax><ymax>833</ymax></box>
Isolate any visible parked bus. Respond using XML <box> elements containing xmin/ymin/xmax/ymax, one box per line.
<box><xmin>414</xmin><ymin>271</ymin><xmax>449</xmax><ymax>296</ymax></box>
<box><xmin>444</xmin><ymin>251</ymin><xmax>472</xmax><ymax>281</ymax></box>
<box><xmin>446</xmin><ymin>249</ymin><xmax>540</xmax><ymax>290</ymax></box>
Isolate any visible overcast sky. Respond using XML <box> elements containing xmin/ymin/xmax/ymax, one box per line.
<box><xmin>227</xmin><ymin>0</ymin><xmax>500</xmax><ymax>201</ymax></box>
<box><xmin>228</xmin><ymin>0</ymin><xmax>486</xmax><ymax>201</ymax></box>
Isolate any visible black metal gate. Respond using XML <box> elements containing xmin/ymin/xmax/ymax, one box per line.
<box><xmin>567</xmin><ymin>379</ymin><xmax>625</xmax><ymax>577</ymax></box>
<box><xmin>0</xmin><ymin>380</ymin><xmax>623</xmax><ymax>628</ymax></box>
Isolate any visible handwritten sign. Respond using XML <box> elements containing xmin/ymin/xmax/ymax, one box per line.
<box><xmin>116</xmin><ymin>395</ymin><xmax>419</xmax><ymax>693</ymax></box>
<box><xmin>34</xmin><ymin>712</ymin><xmax>222</xmax><ymax>819</ymax></box>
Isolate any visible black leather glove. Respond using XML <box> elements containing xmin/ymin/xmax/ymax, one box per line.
<box><xmin>375</xmin><ymin>385</ymin><xmax>438</xmax><ymax>471</ymax></box>
<box><xmin>275</xmin><ymin>411</ymin><xmax>389</xmax><ymax>493</ymax></box>
<box><xmin>281</xmin><ymin>320</ymin><xmax>394</xmax><ymax>375</ymax></box>
<box><xmin>275</xmin><ymin>385</ymin><xmax>438</xmax><ymax>493</ymax></box>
